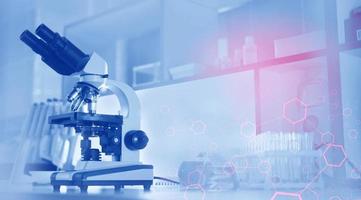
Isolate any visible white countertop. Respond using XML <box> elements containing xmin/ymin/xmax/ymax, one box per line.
<box><xmin>1</xmin><ymin>184</ymin><xmax>361</xmax><ymax>200</ymax></box>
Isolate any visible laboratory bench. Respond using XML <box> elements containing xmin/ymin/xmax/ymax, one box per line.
<box><xmin>1</xmin><ymin>184</ymin><xmax>361</xmax><ymax>200</ymax></box>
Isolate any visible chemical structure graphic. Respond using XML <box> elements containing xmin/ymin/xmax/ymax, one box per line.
<box><xmin>321</xmin><ymin>132</ymin><xmax>335</xmax><ymax>144</ymax></box>
<box><xmin>190</xmin><ymin>120</ymin><xmax>207</xmax><ymax>135</ymax></box>
<box><xmin>323</xmin><ymin>144</ymin><xmax>347</xmax><ymax>168</ymax></box>
<box><xmin>180</xmin><ymin>97</ymin><xmax>361</xmax><ymax>200</ymax></box>
<box><xmin>271</xmin><ymin>192</ymin><xmax>302</xmax><ymax>200</ymax></box>
<box><xmin>342</xmin><ymin>107</ymin><xmax>352</xmax><ymax>117</ymax></box>
<box><xmin>283</xmin><ymin>98</ymin><xmax>308</xmax><ymax>124</ymax></box>
<box><xmin>348</xmin><ymin>129</ymin><xmax>359</xmax><ymax>139</ymax></box>
<box><xmin>240</xmin><ymin>121</ymin><xmax>256</xmax><ymax>138</ymax></box>
<box><xmin>183</xmin><ymin>184</ymin><xmax>206</xmax><ymax>200</ymax></box>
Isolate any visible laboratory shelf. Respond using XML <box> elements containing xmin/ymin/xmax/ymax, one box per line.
<box><xmin>239</xmin><ymin>150</ymin><xmax>321</xmax><ymax>158</ymax></box>
<box><xmin>238</xmin><ymin>181</ymin><xmax>324</xmax><ymax>190</ymax></box>
<box><xmin>339</xmin><ymin>41</ymin><xmax>361</xmax><ymax>58</ymax></box>
<box><xmin>339</xmin><ymin>40</ymin><xmax>361</xmax><ymax>52</ymax></box>
<box><xmin>134</xmin><ymin>49</ymin><xmax>327</xmax><ymax>90</ymax></box>
<box><xmin>134</xmin><ymin>41</ymin><xmax>361</xmax><ymax>90</ymax></box>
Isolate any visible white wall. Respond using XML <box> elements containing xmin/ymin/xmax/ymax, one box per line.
<box><xmin>162</xmin><ymin>0</ymin><xmax>218</xmax><ymax>79</ymax></box>
<box><xmin>136</xmin><ymin>71</ymin><xmax>255</xmax><ymax>176</ymax></box>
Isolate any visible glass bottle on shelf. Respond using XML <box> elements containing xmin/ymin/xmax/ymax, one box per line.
<box><xmin>242</xmin><ymin>36</ymin><xmax>258</xmax><ymax>65</ymax></box>
<box><xmin>217</xmin><ymin>37</ymin><xmax>232</xmax><ymax>69</ymax></box>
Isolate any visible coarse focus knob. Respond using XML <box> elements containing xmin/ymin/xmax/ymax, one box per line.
<box><xmin>124</xmin><ymin>130</ymin><xmax>149</xmax><ymax>151</ymax></box>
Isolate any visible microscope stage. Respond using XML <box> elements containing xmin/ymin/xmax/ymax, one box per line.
<box><xmin>48</xmin><ymin>112</ymin><xmax>123</xmax><ymax>127</ymax></box>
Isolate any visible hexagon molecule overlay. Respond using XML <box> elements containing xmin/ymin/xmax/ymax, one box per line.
<box><xmin>271</xmin><ymin>192</ymin><xmax>302</xmax><ymax>200</ymax></box>
<box><xmin>323</xmin><ymin>144</ymin><xmax>347</xmax><ymax>167</ymax></box>
<box><xmin>283</xmin><ymin>98</ymin><xmax>308</xmax><ymax>124</ymax></box>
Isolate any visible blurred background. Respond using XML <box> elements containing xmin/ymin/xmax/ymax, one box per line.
<box><xmin>1</xmin><ymin>0</ymin><xmax>361</xmax><ymax>199</ymax></box>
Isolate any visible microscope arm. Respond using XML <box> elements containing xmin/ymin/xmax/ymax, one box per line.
<box><xmin>105</xmin><ymin>79</ymin><xmax>143</xmax><ymax>162</ymax></box>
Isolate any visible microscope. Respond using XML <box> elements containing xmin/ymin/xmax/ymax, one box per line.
<box><xmin>20</xmin><ymin>24</ymin><xmax>153</xmax><ymax>193</ymax></box>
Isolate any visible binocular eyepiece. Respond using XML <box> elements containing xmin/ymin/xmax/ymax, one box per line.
<box><xmin>20</xmin><ymin>24</ymin><xmax>90</xmax><ymax>76</ymax></box>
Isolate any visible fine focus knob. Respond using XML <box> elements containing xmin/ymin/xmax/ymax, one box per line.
<box><xmin>124</xmin><ymin>130</ymin><xmax>149</xmax><ymax>151</ymax></box>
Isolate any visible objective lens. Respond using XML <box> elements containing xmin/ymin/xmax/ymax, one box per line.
<box><xmin>71</xmin><ymin>94</ymin><xmax>85</xmax><ymax>111</ymax></box>
<box><xmin>67</xmin><ymin>87</ymin><xmax>81</xmax><ymax>102</ymax></box>
<box><xmin>88</xmin><ymin>101</ymin><xmax>97</xmax><ymax>114</ymax></box>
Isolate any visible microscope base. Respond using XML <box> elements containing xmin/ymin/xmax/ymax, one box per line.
<box><xmin>50</xmin><ymin>163</ymin><xmax>153</xmax><ymax>193</ymax></box>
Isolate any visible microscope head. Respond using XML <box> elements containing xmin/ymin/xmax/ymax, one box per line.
<box><xmin>20</xmin><ymin>24</ymin><xmax>90</xmax><ymax>76</ymax></box>
<box><xmin>20</xmin><ymin>24</ymin><xmax>108</xmax><ymax>114</ymax></box>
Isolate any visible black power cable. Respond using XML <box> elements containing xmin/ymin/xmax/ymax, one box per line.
<box><xmin>154</xmin><ymin>176</ymin><xmax>180</xmax><ymax>185</ymax></box>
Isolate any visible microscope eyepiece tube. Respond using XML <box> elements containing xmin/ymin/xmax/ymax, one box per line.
<box><xmin>20</xmin><ymin>24</ymin><xmax>90</xmax><ymax>76</ymax></box>
<box><xmin>20</xmin><ymin>30</ymin><xmax>50</xmax><ymax>57</ymax></box>
<box><xmin>35</xmin><ymin>24</ymin><xmax>55</xmax><ymax>43</ymax></box>
<box><xmin>35</xmin><ymin>24</ymin><xmax>90</xmax><ymax>73</ymax></box>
